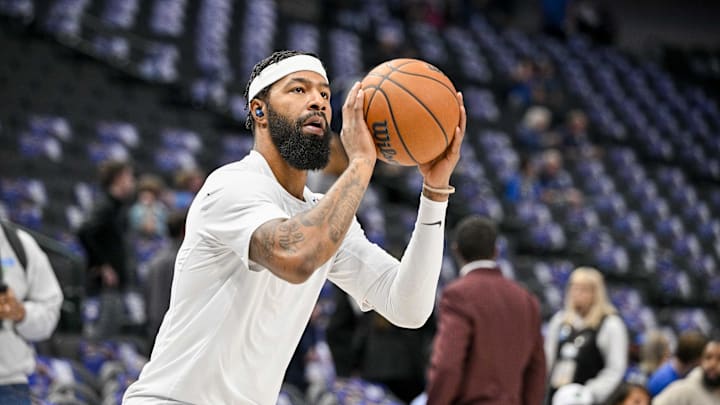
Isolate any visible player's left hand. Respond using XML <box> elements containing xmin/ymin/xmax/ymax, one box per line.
<box><xmin>418</xmin><ymin>92</ymin><xmax>466</xmax><ymax>194</ymax></box>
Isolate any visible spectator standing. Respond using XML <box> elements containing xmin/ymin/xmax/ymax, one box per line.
<box><xmin>426</xmin><ymin>216</ymin><xmax>546</xmax><ymax>404</ymax></box>
<box><xmin>0</xmin><ymin>221</ymin><xmax>63</xmax><ymax>404</ymax></box>
<box><xmin>545</xmin><ymin>267</ymin><xmax>628</xmax><ymax>404</ymax></box>
<box><xmin>144</xmin><ymin>211</ymin><xmax>186</xmax><ymax>345</ymax></box>
<box><xmin>326</xmin><ymin>287</ymin><xmax>434</xmax><ymax>403</ymax></box>
<box><xmin>77</xmin><ymin>160</ymin><xmax>136</xmax><ymax>338</ymax></box>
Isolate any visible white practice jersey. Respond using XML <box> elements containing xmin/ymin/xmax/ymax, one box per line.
<box><xmin>123</xmin><ymin>151</ymin><xmax>401</xmax><ymax>405</ymax></box>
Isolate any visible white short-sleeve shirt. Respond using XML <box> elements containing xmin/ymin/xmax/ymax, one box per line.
<box><xmin>123</xmin><ymin>151</ymin><xmax>399</xmax><ymax>405</ymax></box>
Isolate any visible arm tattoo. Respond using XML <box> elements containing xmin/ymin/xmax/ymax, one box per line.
<box><xmin>327</xmin><ymin>165</ymin><xmax>365</xmax><ymax>242</ymax></box>
<box><xmin>253</xmin><ymin>160</ymin><xmax>370</xmax><ymax>273</ymax></box>
<box><xmin>298</xmin><ymin>201</ymin><xmax>330</xmax><ymax>227</ymax></box>
<box><xmin>258</xmin><ymin>226</ymin><xmax>276</xmax><ymax>261</ymax></box>
<box><xmin>277</xmin><ymin>221</ymin><xmax>305</xmax><ymax>252</ymax></box>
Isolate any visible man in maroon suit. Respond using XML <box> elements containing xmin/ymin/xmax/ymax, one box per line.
<box><xmin>427</xmin><ymin>216</ymin><xmax>546</xmax><ymax>404</ymax></box>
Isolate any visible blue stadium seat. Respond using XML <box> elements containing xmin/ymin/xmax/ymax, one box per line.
<box><xmin>149</xmin><ymin>0</ymin><xmax>187</xmax><ymax>37</ymax></box>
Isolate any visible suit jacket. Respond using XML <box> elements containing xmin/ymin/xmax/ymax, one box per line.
<box><xmin>427</xmin><ymin>263</ymin><xmax>546</xmax><ymax>405</ymax></box>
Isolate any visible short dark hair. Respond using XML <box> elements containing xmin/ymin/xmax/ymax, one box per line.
<box><xmin>676</xmin><ymin>330</ymin><xmax>707</xmax><ymax>364</ymax></box>
<box><xmin>98</xmin><ymin>160</ymin><xmax>132</xmax><ymax>190</ymax></box>
<box><xmin>243</xmin><ymin>50</ymin><xmax>322</xmax><ymax>131</ymax></box>
<box><xmin>453</xmin><ymin>216</ymin><xmax>497</xmax><ymax>262</ymax></box>
<box><xmin>604</xmin><ymin>382</ymin><xmax>649</xmax><ymax>405</ymax></box>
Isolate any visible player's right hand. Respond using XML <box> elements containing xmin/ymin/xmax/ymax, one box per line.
<box><xmin>340</xmin><ymin>82</ymin><xmax>377</xmax><ymax>166</ymax></box>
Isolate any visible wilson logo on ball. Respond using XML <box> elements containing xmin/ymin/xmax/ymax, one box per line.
<box><xmin>371</xmin><ymin>120</ymin><xmax>397</xmax><ymax>163</ymax></box>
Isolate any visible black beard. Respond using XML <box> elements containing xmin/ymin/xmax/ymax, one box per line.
<box><xmin>703</xmin><ymin>371</ymin><xmax>720</xmax><ymax>389</ymax></box>
<box><xmin>267</xmin><ymin>107</ymin><xmax>331</xmax><ymax>170</ymax></box>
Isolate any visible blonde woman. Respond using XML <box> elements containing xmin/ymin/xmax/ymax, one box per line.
<box><xmin>545</xmin><ymin>267</ymin><xmax>628</xmax><ymax>404</ymax></box>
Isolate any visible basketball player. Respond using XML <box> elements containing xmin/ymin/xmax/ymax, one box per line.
<box><xmin>122</xmin><ymin>50</ymin><xmax>466</xmax><ymax>404</ymax></box>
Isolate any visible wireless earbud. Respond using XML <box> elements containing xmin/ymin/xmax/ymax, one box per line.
<box><xmin>255</xmin><ymin>108</ymin><xmax>264</xmax><ymax>117</ymax></box>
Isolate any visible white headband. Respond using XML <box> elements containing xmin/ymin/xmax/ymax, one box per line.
<box><xmin>247</xmin><ymin>54</ymin><xmax>328</xmax><ymax>106</ymax></box>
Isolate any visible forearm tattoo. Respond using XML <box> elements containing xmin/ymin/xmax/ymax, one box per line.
<box><xmin>255</xmin><ymin>161</ymin><xmax>370</xmax><ymax>268</ymax></box>
<box><xmin>327</xmin><ymin>166</ymin><xmax>364</xmax><ymax>242</ymax></box>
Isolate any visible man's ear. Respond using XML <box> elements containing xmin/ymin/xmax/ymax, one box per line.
<box><xmin>250</xmin><ymin>99</ymin><xmax>266</xmax><ymax>125</ymax></box>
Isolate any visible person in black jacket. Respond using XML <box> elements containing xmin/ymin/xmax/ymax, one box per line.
<box><xmin>77</xmin><ymin>160</ymin><xmax>136</xmax><ymax>338</ymax></box>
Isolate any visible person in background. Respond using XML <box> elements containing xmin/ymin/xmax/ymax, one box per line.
<box><xmin>545</xmin><ymin>267</ymin><xmax>628</xmax><ymax>404</ymax></box>
<box><xmin>426</xmin><ymin>216</ymin><xmax>546</xmax><ymax>404</ymax></box>
<box><xmin>505</xmin><ymin>155</ymin><xmax>541</xmax><ymax>204</ymax></box>
<box><xmin>516</xmin><ymin>106</ymin><xmax>558</xmax><ymax>154</ymax></box>
<box><xmin>144</xmin><ymin>211</ymin><xmax>186</xmax><ymax>346</ymax></box>
<box><xmin>647</xmin><ymin>330</ymin><xmax>707</xmax><ymax>397</ymax></box>
<box><xmin>77</xmin><ymin>160</ymin><xmax>136</xmax><ymax>338</ymax></box>
<box><xmin>538</xmin><ymin>149</ymin><xmax>583</xmax><ymax>207</ymax></box>
<box><xmin>283</xmin><ymin>303</ymin><xmax>322</xmax><ymax>395</ymax></box>
<box><xmin>638</xmin><ymin>331</ymin><xmax>671</xmax><ymax>384</ymax></box>
<box><xmin>0</xmin><ymin>221</ymin><xmax>63</xmax><ymax>404</ymax></box>
<box><xmin>560</xmin><ymin>109</ymin><xmax>597</xmax><ymax>161</ymax></box>
<box><xmin>363</xmin><ymin>312</ymin><xmax>434</xmax><ymax>403</ymax></box>
<box><xmin>165</xmin><ymin>168</ymin><xmax>205</xmax><ymax>211</ymax></box>
<box><xmin>129</xmin><ymin>174</ymin><xmax>168</xmax><ymax>239</ymax></box>
<box><xmin>604</xmin><ymin>382</ymin><xmax>650</xmax><ymax>405</ymax></box>
<box><xmin>653</xmin><ymin>335</ymin><xmax>720</xmax><ymax>405</ymax></box>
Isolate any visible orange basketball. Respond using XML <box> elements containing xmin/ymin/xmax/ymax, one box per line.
<box><xmin>361</xmin><ymin>58</ymin><xmax>460</xmax><ymax>166</ymax></box>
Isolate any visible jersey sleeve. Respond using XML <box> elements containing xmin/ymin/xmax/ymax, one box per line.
<box><xmin>14</xmin><ymin>229</ymin><xmax>63</xmax><ymax>341</ymax></box>
<box><xmin>327</xmin><ymin>219</ymin><xmax>399</xmax><ymax>311</ymax></box>
<box><xmin>197</xmin><ymin>171</ymin><xmax>290</xmax><ymax>270</ymax></box>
